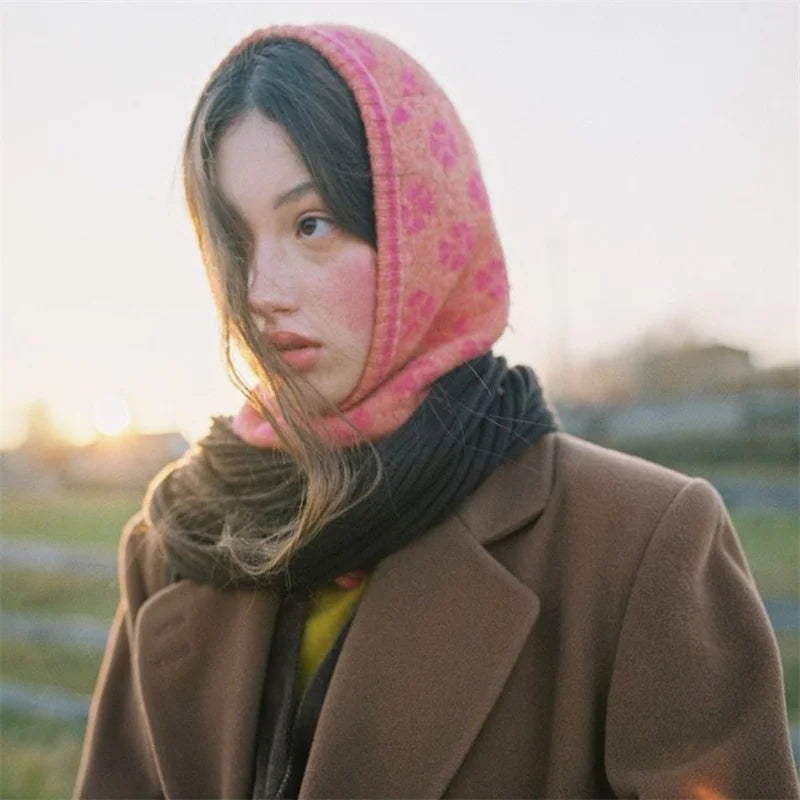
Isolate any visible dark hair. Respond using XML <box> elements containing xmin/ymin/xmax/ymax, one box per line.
<box><xmin>156</xmin><ymin>37</ymin><xmax>383</xmax><ymax>583</ymax></box>
<box><xmin>197</xmin><ymin>39</ymin><xmax>375</xmax><ymax>247</ymax></box>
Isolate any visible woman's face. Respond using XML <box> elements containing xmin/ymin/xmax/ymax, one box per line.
<box><xmin>216</xmin><ymin>111</ymin><xmax>376</xmax><ymax>410</ymax></box>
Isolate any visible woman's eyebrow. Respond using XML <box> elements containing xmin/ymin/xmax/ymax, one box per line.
<box><xmin>273</xmin><ymin>180</ymin><xmax>317</xmax><ymax>209</ymax></box>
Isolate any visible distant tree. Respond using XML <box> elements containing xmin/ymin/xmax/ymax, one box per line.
<box><xmin>21</xmin><ymin>401</ymin><xmax>70</xmax><ymax>468</ymax></box>
<box><xmin>24</xmin><ymin>401</ymin><xmax>61</xmax><ymax>446</ymax></box>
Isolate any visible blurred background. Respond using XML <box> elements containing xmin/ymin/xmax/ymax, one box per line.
<box><xmin>1</xmin><ymin>1</ymin><xmax>798</xmax><ymax>795</ymax></box>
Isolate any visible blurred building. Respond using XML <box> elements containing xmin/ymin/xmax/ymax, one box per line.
<box><xmin>2</xmin><ymin>428</ymin><xmax>190</xmax><ymax>491</ymax></box>
<box><xmin>64</xmin><ymin>432</ymin><xmax>190</xmax><ymax>488</ymax></box>
<box><xmin>1</xmin><ymin>402</ymin><xmax>73</xmax><ymax>490</ymax></box>
<box><xmin>552</xmin><ymin>340</ymin><xmax>799</xmax><ymax>464</ymax></box>
<box><xmin>636</xmin><ymin>344</ymin><xmax>754</xmax><ymax>399</ymax></box>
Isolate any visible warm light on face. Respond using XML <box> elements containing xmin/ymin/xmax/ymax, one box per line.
<box><xmin>92</xmin><ymin>394</ymin><xmax>132</xmax><ymax>437</ymax></box>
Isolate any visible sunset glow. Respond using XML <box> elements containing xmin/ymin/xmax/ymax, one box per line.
<box><xmin>92</xmin><ymin>395</ymin><xmax>132</xmax><ymax>438</ymax></box>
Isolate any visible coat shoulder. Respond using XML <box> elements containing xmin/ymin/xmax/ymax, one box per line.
<box><xmin>553</xmin><ymin>431</ymin><xmax>690</xmax><ymax>495</ymax></box>
<box><xmin>549</xmin><ymin>431</ymin><xmax>723</xmax><ymax>526</ymax></box>
<box><xmin>521</xmin><ymin>432</ymin><xmax>731</xmax><ymax>593</ymax></box>
<box><xmin>117</xmin><ymin>509</ymin><xmax>168</xmax><ymax>612</ymax></box>
<box><xmin>460</xmin><ymin>432</ymin><xmax>724</xmax><ymax>550</ymax></box>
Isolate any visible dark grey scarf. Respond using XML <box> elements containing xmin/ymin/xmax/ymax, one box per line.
<box><xmin>153</xmin><ymin>352</ymin><xmax>557</xmax><ymax>595</ymax></box>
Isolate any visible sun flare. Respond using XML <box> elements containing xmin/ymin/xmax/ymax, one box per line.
<box><xmin>92</xmin><ymin>395</ymin><xmax>132</xmax><ymax>437</ymax></box>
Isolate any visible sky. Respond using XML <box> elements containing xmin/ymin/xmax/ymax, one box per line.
<box><xmin>2</xmin><ymin>1</ymin><xmax>798</xmax><ymax>448</ymax></box>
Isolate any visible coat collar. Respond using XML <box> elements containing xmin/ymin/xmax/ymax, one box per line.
<box><xmin>133</xmin><ymin>434</ymin><xmax>556</xmax><ymax>798</ymax></box>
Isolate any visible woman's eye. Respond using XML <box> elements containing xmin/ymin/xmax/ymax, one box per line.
<box><xmin>298</xmin><ymin>216</ymin><xmax>334</xmax><ymax>238</ymax></box>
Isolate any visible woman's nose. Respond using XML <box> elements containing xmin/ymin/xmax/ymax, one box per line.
<box><xmin>247</xmin><ymin>241</ymin><xmax>299</xmax><ymax>316</ymax></box>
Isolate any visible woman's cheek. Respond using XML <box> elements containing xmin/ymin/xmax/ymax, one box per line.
<box><xmin>325</xmin><ymin>249</ymin><xmax>377</xmax><ymax>335</ymax></box>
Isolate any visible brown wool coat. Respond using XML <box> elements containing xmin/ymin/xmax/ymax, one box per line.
<box><xmin>74</xmin><ymin>433</ymin><xmax>799</xmax><ymax>799</ymax></box>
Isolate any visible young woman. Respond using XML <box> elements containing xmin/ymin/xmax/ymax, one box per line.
<box><xmin>75</xmin><ymin>24</ymin><xmax>798</xmax><ymax>799</ymax></box>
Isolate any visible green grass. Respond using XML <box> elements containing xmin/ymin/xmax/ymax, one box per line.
<box><xmin>1</xmin><ymin>639</ymin><xmax>103</xmax><ymax>696</ymax></box>
<box><xmin>1</xmin><ymin>487</ymin><xmax>142</xmax><ymax>549</ymax></box>
<box><xmin>0</xmin><ymin>710</ymin><xmax>84</xmax><ymax>800</ymax></box>
<box><xmin>0</xmin><ymin>569</ymin><xmax>118</xmax><ymax>619</ymax></box>
<box><xmin>731</xmin><ymin>511</ymin><xmax>799</xmax><ymax>599</ymax></box>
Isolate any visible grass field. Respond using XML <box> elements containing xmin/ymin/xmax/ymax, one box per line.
<box><xmin>1</xmin><ymin>639</ymin><xmax>103</xmax><ymax>697</ymax></box>
<box><xmin>1</xmin><ymin>712</ymin><xmax>84</xmax><ymax>800</ymax></box>
<box><xmin>1</xmin><ymin>487</ymin><xmax>141</xmax><ymax>550</ymax></box>
<box><xmin>732</xmin><ymin>511</ymin><xmax>799</xmax><ymax>598</ymax></box>
<box><xmin>1</xmin><ymin>569</ymin><xmax>118</xmax><ymax>618</ymax></box>
<box><xmin>1</xmin><ymin>485</ymin><xmax>798</xmax><ymax>798</ymax></box>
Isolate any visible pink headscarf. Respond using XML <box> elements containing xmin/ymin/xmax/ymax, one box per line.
<box><xmin>226</xmin><ymin>24</ymin><xmax>509</xmax><ymax>448</ymax></box>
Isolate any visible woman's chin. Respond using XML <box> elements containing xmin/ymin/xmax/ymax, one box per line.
<box><xmin>273</xmin><ymin>376</ymin><xmax>339</xmax><ymax>416</ymax></box>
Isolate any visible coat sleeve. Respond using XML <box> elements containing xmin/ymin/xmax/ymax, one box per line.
<box><xmin>604</xmin><ymin>478</ymin><xmax>799</xmax><ymax>799</ymax></box>
<box><xmin>73</xmin><ymin>512</ymin><xmax>165</xmax><ymax>799</ymax></box>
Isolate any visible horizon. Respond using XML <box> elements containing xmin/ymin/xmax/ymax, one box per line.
<box><xmin>7</xmin><ymin>331</ymin><xmax>797</xmax><ymax>451</ymax></box>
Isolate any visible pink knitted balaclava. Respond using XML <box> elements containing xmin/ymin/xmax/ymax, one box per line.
<box><xmin>226</xmin><ymin>24</ymin><xmax>509</xmax><ymax>448</ymax></box>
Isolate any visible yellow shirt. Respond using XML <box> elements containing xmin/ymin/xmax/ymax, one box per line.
<box><xmin>296</xmin><ymin>575</ymin><xmax>370</xmax><ymax>699</ymax></box>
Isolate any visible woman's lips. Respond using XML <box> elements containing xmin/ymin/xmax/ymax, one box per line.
<box><xmin>267</xmin><ymin>330</ymin><xmax>323</xmax><ymax>372</ymax></box>
<box><xmin>268</xmin><ymin>330</ymin><xmax>321</xmax><ymax>349</ymax></box>
<box><xmin>277</xmin><ymin>345</ymin><xmax>321</xmax><ymax>371</ymax></box>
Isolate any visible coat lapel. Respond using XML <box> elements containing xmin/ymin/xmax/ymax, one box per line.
<box><xmin>299</xmin><ymin>513</ymin><xmax>541</xmax><ymax>798</ymax></box>
<box><xmin>134</xmin><ymin>581</ymin><xmax>281</xmax><ymax>798</ymax></box>
<box><xmin>299</xmin><ymin>438</ymin><xmax>554</xmax><ymax>798</ymax></box>
<box><xmin>134</xmin><ymin>434</ymin><xmax>556</xmax><ymax>799</ymax></box>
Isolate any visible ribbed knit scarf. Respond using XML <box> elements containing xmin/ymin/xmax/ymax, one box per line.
<box><xmin>152</xmin><ymin>352</ymin><xmax>557</xmax><ymax>595</ymax></box>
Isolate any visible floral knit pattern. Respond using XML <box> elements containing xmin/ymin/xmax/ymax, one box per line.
<box><xmin>224</xmin><ymin>24</ymin><xmax>508</xmax><ymax>448</ymax></box>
